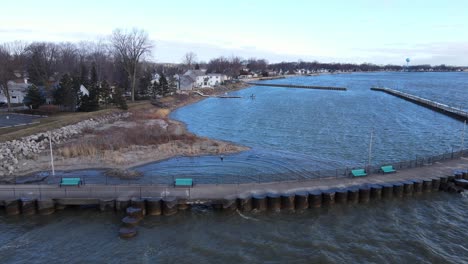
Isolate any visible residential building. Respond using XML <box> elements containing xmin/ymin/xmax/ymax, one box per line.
<box><xmin>176</xmin><ymin>70</ymin><xmax>229</xmax><ymax>90</ymax></box>
<box><xmin>0</xmin><ymin>78</ymin><xmax>29</xmax><ymax>104</ymax></box>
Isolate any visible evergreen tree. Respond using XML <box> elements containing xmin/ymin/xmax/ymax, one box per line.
<box><xmin>100</xmin><ymin>80</ymin><xmax>112</xmax><ymax>106</ymax></box>
<box><xmin>54</xmin><ymin>74</ymin><xmax>77</xmax><ymax>111</ymax></box>
<box><xmin>159</xmin><ymin>73</ymin><xmax>169</xmax><ymax>96</ymax></box>
<box><xmin>23</xmin><ymin>85</ymin><xmax>46</xmax><ymax>109</ymax></box>
<box><xmin>80</xmin><ymin>63</ymin><xmax>100</xmax><ymax>111</ymax></box>
<box><xmin>112</xmin><ymin>86</ymin><xmax>128</xmax><ymax>110</ymax></box>
<box><xmin>138</xmin><ymin>69</ymin><xmax>153</xmax><ymax>99</ymax></box>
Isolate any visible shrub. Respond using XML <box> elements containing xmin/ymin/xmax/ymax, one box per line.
<box><xmin>36</xmin><ymin>105</ymin><xmax>61</xmax><ymax>115</ymax></box>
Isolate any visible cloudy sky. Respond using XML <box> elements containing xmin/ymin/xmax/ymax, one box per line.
<box><xmin>1</xmin><ymin>0</ymin><xmax>467</xmax><ymax>65</ymax></box>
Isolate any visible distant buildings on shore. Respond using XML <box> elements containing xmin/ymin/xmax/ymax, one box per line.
<box><xmin>175</xmin><ymin>70</ymin><xmax>229</xmax><ymax>91</ymax></box>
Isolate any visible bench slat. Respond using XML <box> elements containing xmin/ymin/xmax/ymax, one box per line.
<box><xmin>381</xmin><ymin>165</ymin><xmax>396</xmax><ymax>173</ymax></box>
<box><xmin>351</xmin><ymin>169</ymin><xmax>367</xmax><ymax>177</ymax></box>
<box><xmin>175</xmin><ymin>178</ymin><xmax>193</xmax><ymax>187</ymax></box>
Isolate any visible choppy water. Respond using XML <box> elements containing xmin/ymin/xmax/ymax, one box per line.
<box><xmin>9</xmin><ymin>72</ymin><xmax>468</xmax><ymax>262</ymax></box>
<box><xmin>29</xmin><ymin>72</ymin><xmax>468</xmax><ymax>184</ymax></box>
<box><xmin>0</xmin><ymin>193</ymin><xmax>467</xmax><ymax>263</ymax></box>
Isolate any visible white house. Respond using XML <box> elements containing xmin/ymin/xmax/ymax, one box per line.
<box><xmin>176</xmin><ymin>70</ymin><xmax>229</xmax><ymax>90</ymax></box>
<box><xmin>0</xmin><ymin>78</ymin><xmax>29</xmax><ymax>104</ymax></box>
<box><xmin>195</xmin><ymin>73</ymin><xmax>229</xmax><ymax>88</ymax></box>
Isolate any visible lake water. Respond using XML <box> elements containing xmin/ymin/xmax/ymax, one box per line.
<box><xmin>156</xmin><ymin>72</ymin><xmax>467</xmax><ymax>183</ymax></box>
<box><xmin>30</xmin><ymin>72</ymin><xmax>468</xmax><ymax>184</ymax></box>
<box><xmin>0</xmin><ymin>193</ymin><xmax>467</xmax><ymax>263</ymax></box>
<box><xmin>6</xmin><ymin>72</ymin><xmax>468</xmax><ymax>262</ymax></box>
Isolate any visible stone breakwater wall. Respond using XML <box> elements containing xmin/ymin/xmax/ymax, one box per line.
<box><xmin>0</xmin><ymin>112</ymin><xmax>130</xmax><ymax>176</ymax></box>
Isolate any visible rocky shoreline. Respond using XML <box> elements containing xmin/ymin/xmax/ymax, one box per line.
<box><xmin>0</xmin><ymin>83</ymin><xmax>250</xmax><ymax>181</ymax></box>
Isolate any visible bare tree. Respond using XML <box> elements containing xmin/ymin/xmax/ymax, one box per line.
<box><xmin>0</xmin><ymin>42</ymin><xmax>27</xmax><ymax>111</ymax></box>
<box><xmin>111</xmin><ymin>28</ymin><xmax>153</xmax><ymax>101</ymax></box>
<box><xmin>25</xmin><ymin>42</ymin><xmax>60</xmax><ymax>87</ymax></box>
<box><xmin>182</xmin><ymin>52</ymin><xmax>197</xmax><ymax>70</ymax></box>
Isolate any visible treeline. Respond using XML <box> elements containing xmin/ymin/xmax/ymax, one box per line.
<box><xmin>269</xmin><ymin>61</ymin><xmax>463</xmax><ymax>73</ymax></box>
<box><xmin>0</xmin><ymin>28</ymin><xmax>465</xmax><ymax>112</ymax></box>
<box><xmin>0</xmin><ymin>28</ymin><xmax>155</xmax><ymax>112</ymax></box>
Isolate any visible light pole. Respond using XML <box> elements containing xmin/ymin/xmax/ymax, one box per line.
<box><xmin>49</xmin><ymin>131</ymin><xmax>55</xmax><ymax>176</ymax></box>
<box><xmin>368</xmin><ymin>129</ymin><xmax>374</xmax><ymax>173</ymax></box>
<box><xmin>461</xmin><ymin>120</ymin><xmax>466</xmax><ymax>156</ymax></box>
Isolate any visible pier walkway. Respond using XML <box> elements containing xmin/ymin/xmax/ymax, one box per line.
<box><xmin>371</xmin><ymin>87</ymin><xmax>468</xmax><ymax>122</ymax></box>
<box><xmin>249</xmin><ymin>82</ymin><xmax>347</xmax><ymax>91</ymax></box>
<box><xmin>1</xmin><ymin>157</ymin><xmax>467</xmax><ymax>203</ymax></box>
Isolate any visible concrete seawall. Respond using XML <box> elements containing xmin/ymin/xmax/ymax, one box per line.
<box><xmin>371</xmin><ymin>87</ymin><xmax>468</xmax><ymax>122</ymax></box>
<box><xmin>1</xmin><ymin>157</ymin><xmax>467</xmax><ymax>239</ymax></box>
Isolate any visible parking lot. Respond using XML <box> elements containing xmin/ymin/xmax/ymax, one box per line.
<box><xmin>0</xmin><ymin>113</ymin><xmax>43</xmax><ymax>128</ymax></box>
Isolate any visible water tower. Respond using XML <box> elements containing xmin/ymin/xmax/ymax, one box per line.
<box><xmin>405</xmin><ymin>58</ymin><xmax>410</xmax><ymax>71</ymax></box>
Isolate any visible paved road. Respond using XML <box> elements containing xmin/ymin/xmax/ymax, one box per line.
<box><xmin>0</xmin><ymin>157</ymin><xmax>466</xmax><ymax>202</ymax></box>
<box><xmin>0</xmin><ymin>113</ymin><xmax>42</xmax><ymax>128</ymax></box>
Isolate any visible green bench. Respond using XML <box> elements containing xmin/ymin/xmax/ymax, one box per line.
<box><xmin>351</xmin><ymin>169</ymin><xmax>367</xmax><ymax>177</ymax></box>
<box><xmin>60</xmin><ymin>177</ymin><xmax>82</xmax><ymax>187</ymax></box>
<box><xmin>381</xmin><ymin>165</ymin><xmax>397</xmax><ymax>174</ymax></box>
<box><xmin>175</xmin><ymin>178</ymin><xmax>193</xmax><ymax>187</ymax></box>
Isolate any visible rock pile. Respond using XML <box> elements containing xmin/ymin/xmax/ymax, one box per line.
<box><xmin>0</xmin><ymin>112</ymin><xmax>130</xmax><ymax>176</ymax></box>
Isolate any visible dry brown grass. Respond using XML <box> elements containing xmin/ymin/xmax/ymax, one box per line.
<box><xmin>58</xmin><ymin>122</ymin><xmax>197</xmax><ymax>158</ymax></box>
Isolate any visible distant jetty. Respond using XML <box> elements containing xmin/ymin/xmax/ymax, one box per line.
<box><xmin>371</xmin><ymin>87</ymin><xmax>468</xmax><ymax>122</ymax></box>
<box><xmin>249</xmin><ymin>82</ymin><xmax>347</xmax><ymax>91</ymax></box>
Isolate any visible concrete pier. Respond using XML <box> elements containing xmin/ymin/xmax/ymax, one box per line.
<box><xmin>99</xmin><ymin>199</ymin><xmax>115</xmax><ymax>212</ymax></box>
<box><xmin>413</xmin><ymin>180</ymin><xmax>423</xmax><ymax>194</ymax></box>
<box><xmin>359</xmin><ymin>186</ymin><xmax>371</xmax><ymax>203</ymax></box>
<box><xmin>431</xmin><ymin>178</ymin><xmax>441</xmax><ymax>191</ymax></box>
<box><xmin>130</xmin><ymin>198</ymin><xmax>146</xmax><ymax>215</ymax></box>
<box><xmin>115</xmin><ymin>198</ymin><xmax>130</xmax><ymax>212</ymax></box>
<box><xmin>422</xmin><ymin>180</ymin><xmax>433</xmax><ymax>192</ymax></box>
<box><xmin>371</xmin><ymin>87</ymin><xmax>468</xmax><ymax>122</ymax></box>
<box><xmin>335</xmin><ymin>189</ymin><xmax>348</xmax><ymax>204</ymax></box>
<box><xmin>21</xmin><ymin>198</ymin><xmax>37</xmax><ymax>215</ymax></box>
<box><xmin>322</xmin><ymin>189</ymin><xmax>336</xmax><ymax>206</ymax></box>
<box><xmin>370</xmin><ymin>185</ymin><xmax>382</xmax><ymax>200</ymax></box>
<box><xmin>222</xmin><ymin>196</ymin><xmax>237</xmax><ymax>212</ymax></box>
<box><xmin>249</xmin><ymin>82</ymin><xmax>347</xmax><ymax>91</ymax></box>
<box><xmin>382</xmin><ymin>184</ymin><xmax>393</xmax><ymax>199</ymax></box>
<box><xmin>5</xmin><ymin>199</ymin><xmax>20</xmax><ymax>215</ymax></box>
<box><xmin>237</xmin><ymin>194</ymin><xmax>253</xmax><ymax>212</ymax></box>
<box><xmin>393</xmin><ymin>182</ymin><xmax>404</xmax><ymax>198</ymax></box>
<box><xmin>37</xmin><ymin>199</ymin><xmax>55</xmax><ymax>215</ymax></box>
<box><xmin>146</xmin><ymin>198</ymin><xmax>162</xmax><ymax>216</ymax></box>
<box><xmin>347</xmin><ymin>187</ymin><xmax>359</xmax><ymax>204</ymax></box>
<box><xmin>0</xmin><ymin>156</ymin><xmax>465</xmax><ymax>217</ymax></box>
<box><xmin>267</xmin><ymin>193</ymin><xmax>281</xmax><ymax>212</ymax></box>
<box><xmin>294</xmin><ymin>191</ymin><xmax>309</xmax><ymax>210</ymax></box>
<box><xmin>280</xmin><ymin>193</ymin><xmax>295</xmax><ymax>211</ymax></box>
<box><xmin>308</xmin><ymin>191</ymin><xmax>322</xmax><ymax>208</ymax></box>
<box><xmin>403</xmin><ymin>181</ymin><xmax>414</xmax><ymax>196</ymax></box>
<box><xmin>252</xmin><ymin>194</ymin><xmax>267</xmax><ymax>212</ymax></box>
<box><xmin>162</xmin><ymin>197</ymin><xmax>178</xmax><ymax>216</ymax></box>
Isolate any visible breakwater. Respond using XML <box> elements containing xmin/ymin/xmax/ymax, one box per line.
<box><xmin>371</xmin><ymin>87</ymin><xmax>468</xmax><ymax>122</ymax></box>
<box><xmin>249</xmin><ymin>82</ymin><xmax>347</xmax><ymax>91</ymax></box>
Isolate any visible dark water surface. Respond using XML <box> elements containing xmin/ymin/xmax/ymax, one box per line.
<box><xmin>0</xmin><ymin>193</ymin><xmax>467</xmax><ymax>263</ymax></box>
<box><xmin>30</xmin><ymin>72</ymin><xmax>468</xmax><ymax>184</ymax></box>
<box><xmin>8</xmin><ymin>72</ymin><xmax>468</xmax><ymax>262</ymax></box>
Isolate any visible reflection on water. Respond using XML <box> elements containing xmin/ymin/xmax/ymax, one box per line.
<box><xmin>0</xmin><ymin>193</ymin><xmax>467</xmax><ymax>263</ymax></box>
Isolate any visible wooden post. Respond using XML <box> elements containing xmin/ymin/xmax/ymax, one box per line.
<box><xmin>368</xmin><ymin>129</ymin><xmax>374</xmax><ymax>174</ymax></box>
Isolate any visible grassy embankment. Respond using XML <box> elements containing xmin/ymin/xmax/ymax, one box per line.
<box><xmin>0</xmin><ymin>101</ymin><xmax>149</xmax><ymax>143</ymax></box>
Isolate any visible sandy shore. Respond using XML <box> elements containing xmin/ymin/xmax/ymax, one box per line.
<box><xmin>11</xmin><ymin>83</ymin><xmax>251</xmax><ymax>179</ymax></box>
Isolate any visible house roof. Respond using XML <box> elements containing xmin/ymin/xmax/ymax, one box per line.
<box><xmin>183</xmin><ymin>70</ymin><xmax>206</xmax><ymax>79</ymax></box>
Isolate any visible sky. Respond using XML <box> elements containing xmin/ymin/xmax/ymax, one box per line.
<box><xmin>1</xmin><ymin>0</ymin><xmax>467</xmax><ymax>66</ymax></box>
